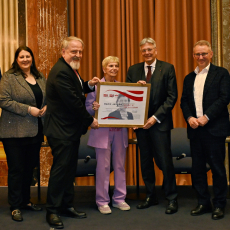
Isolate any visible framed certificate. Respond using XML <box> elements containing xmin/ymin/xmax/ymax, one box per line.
<box><xmin>95</xmin><ymin>82</ymin><xmax>151</xmax><ymax>127</ymax></box>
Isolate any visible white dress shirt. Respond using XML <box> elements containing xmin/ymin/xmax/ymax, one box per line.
<box><xmin>193</xmin><ymin>64</ymin><xmax>210</xmax><ymax>118</ymax></box>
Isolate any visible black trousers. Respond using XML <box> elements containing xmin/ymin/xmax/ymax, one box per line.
<box><xmin>136</xmin><ymin>126</ymin><xmax>177</xmax><ymax>200</ymax></box>
<box><xmin>190</xmin><ymin>127</ymin><xmax>227</xmax><ymax>208</ymax></box>
<box><xmin>3</xmin><ymin>142</ymin><xmax>41</xmax><ymax>211</ymax></box>
<box><xmin>46</xmin><ymin>137</ymin><xmax>80</xmax><ymax>214</ymax></box>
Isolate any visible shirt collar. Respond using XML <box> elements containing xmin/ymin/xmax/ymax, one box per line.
<box><xmin>194</xmin><ymin>63</ymin><xmax>210</xmax><ymax>74</ymax></box>
<box><xmin>144</xmin><ymin>59</ymin><xmax>157</xmax><ymax>69</ymax></box>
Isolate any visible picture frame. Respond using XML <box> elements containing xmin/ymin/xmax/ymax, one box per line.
<box><xmin>95</xmin><ymin>82</ymin><xmax>151</xmax><ymax>127</ymax></box>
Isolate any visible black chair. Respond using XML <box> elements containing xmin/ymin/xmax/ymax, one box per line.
<box><xmin>76</xmin><ymin>130</ymin><xmax>113</xmax><ymax>177</ymax></box>
<box><xmin>171</xmin><ymin>127</ymin><xmax>210</xmax><ymax>174</ymax></box>
<box><xmin>76</xmin><ymin>131</ymin><xmax>97</xmax><ymax>177</ymax></box>
<box><xmin>76</xmin><ymin>130</ymin><xmax>116</xmax><ymax>200</ymax></box>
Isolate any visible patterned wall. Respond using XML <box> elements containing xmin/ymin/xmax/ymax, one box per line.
<box><xmin>27</xmin><ymin>0</ymin><xmax>68</xmax><ymax>185</ymax></box>
<box><xmin>211</xmin><ymin>0</ymin><xmax>230</xmax><ymax>72</ymax></box>
<box><xmin>221</xmin><ymin>0</ymin><xmax>230</xmax><ymax>72</ymax></box>
<box><xmin>28</xmin><ymin>0</ymin><xmax>68</xmax><ymax>79</ymax></box>
<box><xmin>211</xmin><ymin>0</ymin><xmax>230</xmax><ymax>184</ymax></box>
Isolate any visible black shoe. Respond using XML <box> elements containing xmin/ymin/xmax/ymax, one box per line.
<box><xmin>46</xmin><ymin>213</ymin><xmax>64</xmax><ymax>229</ymax></box>
<box><xmin>212</xmin><ymin>207</ymin><xmax>224</xmax><ymax>220</ymax></box>
<box><xmin>21</xmin><ymin>202</ymin><xmax>42</xmax><ymax>211</ymax></box>
<box><xmin>61</xmin><ymin>207</ymin><xmax>87</xmax><ymax>219</ymax></box>
<box><xmin>136</xmin><ymin>197</ymin><xmax>159</xmax><ymax>209</ymax></box>
<box><xmin>191</xmin><ymin>204</ymin><xmax>212</xmax><ymax>216</ymax></box>
<box><xmin>12</xmin><ymin>209</ymin><xmax>23</xmax><ymax>222</ymax></box>
<box><xmin>165</xmin><ymin>199</ymin><xmax>178</xmax><ymax>214</ymax></box>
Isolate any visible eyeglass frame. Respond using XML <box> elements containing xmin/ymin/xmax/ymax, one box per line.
<box><xmin>193</xmin><ymin>52</ymin><xmax>209</xmax><ymax>58</ymax></box>
<box><xmin>141</xmin><ymin>47</ymin><xmax>156</xmax><ymax>54</ymax></box>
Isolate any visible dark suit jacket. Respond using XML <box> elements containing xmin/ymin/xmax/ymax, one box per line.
<box><xmin>180</xmin><ymin>63</ymin><xmax>230</xmax><ymax>139</ymax></box>
<box><xmin>44</xmin><ymin>57</ymin><xmax>94</xmax><ymax>141</ymax></box>
<box><xmin>108</xmin><ymin>109</ymin><xmax>133</xmax><ymax>120</ymax></box>
<box><xmin>126</xmin><ymin>60</ymin><xmax>178</xmax><ymax>131</ymax></box>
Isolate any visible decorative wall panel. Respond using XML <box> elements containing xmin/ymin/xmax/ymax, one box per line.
<box><xmin>211</xmin><ymin>0</ymin><xmax>230</xmax><ymax>72</ymax></box>
<box><xmin>28</xmin><ymin>0</ymin><xmax>68</xmax><ymax>78</ymax></box>
<box><xmin>0</xmin><ymin>0</ymin><xmax>18</xmax><ymax>74</ymax></box>
<box><xmin>27</xmin><ymin>0</ymin><xmax>68</xmax><ymax>185</ymax></box>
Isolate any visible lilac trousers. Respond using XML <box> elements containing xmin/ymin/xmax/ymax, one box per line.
<box><xmin>95</xmin><ymin>128</ymin><xmax>127</xmax><ymax>207</ymax></box>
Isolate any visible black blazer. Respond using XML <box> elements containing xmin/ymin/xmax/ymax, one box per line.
<box><xmin>180</xmin><ymin>63</ymin><xmax>230</xmax><ymax>138</ymax></box>
<box><xmin>126</xmin><ymin>60</ymin><xmax>178</xmax><ymax>131</ymax></box>
<box><xmin>44</xmin><ymin>57</ymin><xmax>94</xmax><ymax>141</ymax></box>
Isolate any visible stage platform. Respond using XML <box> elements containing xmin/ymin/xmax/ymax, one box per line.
<box><xmin>0</xmin><ymin>186</ymin><xmax>229</xmax><ymax>230</ymax></box>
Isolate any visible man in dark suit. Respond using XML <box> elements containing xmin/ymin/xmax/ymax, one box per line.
<box><xmin>44</xmin><ymin>36</ymin><xmax>99</xmax><ymax>228</ymax></box>
<box><xmin>181</xmin><ymin>40</ymin><xmax>230</xmax><ymax>220</ymax></box>
<box><xmin>126</xmin><ymin>37</ymin><xmax>178</xmax><ymax>214</ymax></box>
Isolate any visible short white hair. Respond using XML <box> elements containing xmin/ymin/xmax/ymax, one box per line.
<box><xmin>139</xmin><ymin>37</ymin><xmax>156</xmax><ymax>49</ymax></box>
<box><xmin>61</xmin><ymin>36</ymin><xmax>84</xmax><ymax>51</ymax></box>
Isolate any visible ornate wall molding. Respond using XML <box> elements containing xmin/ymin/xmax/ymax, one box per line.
<box><xmin>211</xmin><ymin>0</ymin><xmax>230</xmax><ymax>72</ymax></box>
<box><xmin>36</xmin><ymin>0</ymin><xmax>68</xmax><ymax>78</ymax></box>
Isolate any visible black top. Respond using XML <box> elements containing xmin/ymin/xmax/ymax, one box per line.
<box><xmin>2</xmin><ymin>81</ymin><xmax>44</xmax><ymax>146</ymax></box>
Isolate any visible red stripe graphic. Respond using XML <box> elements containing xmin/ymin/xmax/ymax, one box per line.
<box><xmin>106</xmin><ymin>90</ymin><xmax>143</xmax><ymax>101</ymax></box>
<box><xmin>127</xmin><ymin>90</ymin><xmax>144</xmax><ymax>94</ymax></box>
<box><xmin>101</xmin><ymin>116</ymin><xmax>120</xmax><ymax>120</ymax></box>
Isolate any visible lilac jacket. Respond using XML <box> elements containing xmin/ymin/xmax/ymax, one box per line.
<box><xmin>85</xmin><ymin>77</ymin><xmax>128</xmax><ymax>149</ymax></box>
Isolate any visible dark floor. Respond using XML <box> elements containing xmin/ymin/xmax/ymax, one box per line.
<box><xmin>0</xmin><ymin>186</ymin><xmax>229</xmax><ymax>230</ymax></box>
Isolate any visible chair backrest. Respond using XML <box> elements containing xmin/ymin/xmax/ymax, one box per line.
<box><xmin>76</xmin><ymin>130</ymin><xmax>97</xmax><ymax>177</ymax></box>
<box><xmin>171</xmin><ymin>127</ymin><xmax>191</xmax><ymax>157</ymax></box>
<box><xmin>78</xmin><ymin>130</ymin><xmax>96</xmax><ymax>159</ymax></box>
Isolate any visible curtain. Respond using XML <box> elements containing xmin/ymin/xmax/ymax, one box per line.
<box><xmin>68</xmin><ymin>0</ymin><xmax>212</xmax><ymax>186</ymax></box>
<box><xmin>0</xmin><ymin>0</ymin><xmax>18</xmax><ymax>74</ymax></box>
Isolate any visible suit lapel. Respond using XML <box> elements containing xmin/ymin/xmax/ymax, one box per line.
<box><xmin>60</xmin><ymin>57</ymin><xmax>84</xmax><ymax>93</ymax></box>
<box><xmin>203</xmin><ymin>63</ymin><xmax>216</xmax><ymax>98</ymax></box>
<box><xmin>14</xmin><ymin>73</ymin><xmax>35</xmax><ymax>100</ymax></box>
<box><xmin>150</xmin><ymin>60</ymin><xmax>162</xmax><ymax>100</ymax></box>
<box><xmin>187</xmin><ymin>72</ymin><xmax>196</xmax><ymax>110</ymax></box>
<box><xmin>137</xmin><ymin>63</ymin><xmax>145</xmax><ymax>81</ymax></box>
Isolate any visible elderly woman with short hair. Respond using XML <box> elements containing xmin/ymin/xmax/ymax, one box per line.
<box><xmin>85</xmin><ymin>56</ymin><xmax>130</xmax><ymax>214</ymax></box>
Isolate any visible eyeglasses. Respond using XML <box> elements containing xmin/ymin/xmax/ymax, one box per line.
<box><xmin>141</xmin><ymin>48</ymin><xmax>155</xmax><ymax>53</ymax></box>
<box><xmin>194</xmin><ymin>53</ymin><xmax>209</xmax><ymax>58</ymax></box>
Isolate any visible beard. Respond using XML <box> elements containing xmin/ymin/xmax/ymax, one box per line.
<box><xmin>70</xmin><ymin>60</ymin><xmax>80</xmax><ymax>70</ymax></box>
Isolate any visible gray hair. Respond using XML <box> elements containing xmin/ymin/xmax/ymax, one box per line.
<box><xmin>61</xmin><ymin>36</ymin><xmax>84</xmax><ymax>52</ymax></box>
<box><xmin>193</xmin><ymin>40</ymin><xmax>212</xmax><ymax>51</ymax></box>
<box><xmin>139</xmin><ymin>38</ymin><xmax>156</xmax><ymax>49</ymax></box>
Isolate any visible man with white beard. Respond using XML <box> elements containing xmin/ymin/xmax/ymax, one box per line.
<box><xmin>44</xmin><ymin>36</ymin><xmax>99</xmax><ymax>229</ymax></box>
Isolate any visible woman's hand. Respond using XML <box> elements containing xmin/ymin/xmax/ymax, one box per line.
<box><xmin>40</xmin><ymin>105</ymin><xmax>47</xmax><ymax>117</ymax></box>
<box><xmin>92</xmin><ymin>101</ymin><xmax>100</xmax><ymax>111</ymax></box>
<box><xmin>137</xmin><ymin>80</ymin><xmax>146</xmax><ymax>85</ymax></box>
<box><xmin>29</xmin><ymin>107</ymin><xmax>41</xmax><ymax>117</ymax></box>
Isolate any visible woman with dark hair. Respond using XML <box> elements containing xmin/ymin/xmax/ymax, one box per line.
<box><xmin>0</xmin><ymin>46</ymin><xmax>46</xmax><ymax>222</ymax></box>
